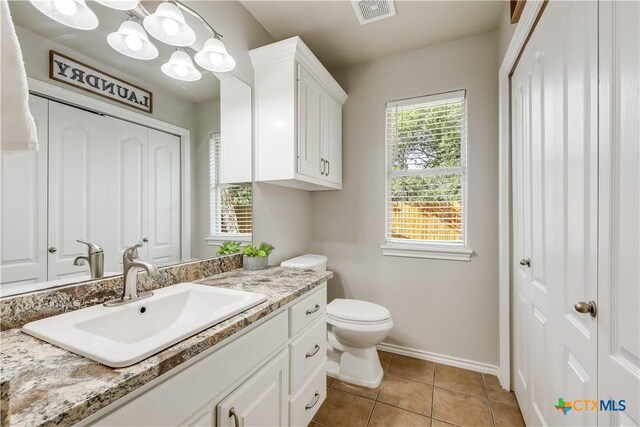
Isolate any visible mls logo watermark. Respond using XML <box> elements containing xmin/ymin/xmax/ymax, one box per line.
<box><xmin>554</xmin><ymin>397</ymin><xmax>627</xmax><ymax>415</ymax></box>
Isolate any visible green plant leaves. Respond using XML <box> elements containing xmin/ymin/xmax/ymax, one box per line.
<box><xmin>217</xmin><ymin>241</ymin><xmax>242</xmax><ymax>256</ymax></box>
<box><xmin>242</xmin><ymin>242</ymin><xmax>275</xmax><ymax>257</ymax></box>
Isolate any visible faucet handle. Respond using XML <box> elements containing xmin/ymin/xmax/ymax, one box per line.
<box><xmin>123</xmin><ymin>243</ymin><xmax>143</xmax><ymax>260</ymax></box>
<box><xmin>77</xmin><ymin>239</ymin><xmax>103</xmax><ymax>255</ymax></box>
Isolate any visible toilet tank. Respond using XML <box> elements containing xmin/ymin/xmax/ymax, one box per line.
<box><xmin>281</xmin><ymin>254</ymin><xmax>328</xmax><ymax>272</ymax></box>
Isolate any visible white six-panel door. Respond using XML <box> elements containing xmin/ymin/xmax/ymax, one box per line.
<box><xmin>0</xmin><ymin>95</ymin><xmax>48</xmax><ymax>290</ymax></box>
<box><xmin>598</xmin><ymin>1</ymin><xmax>640</xmax><ymax>425</ymax></box>
<box><xmin>511</xmin><ymin>2</ymin><xmax>598</xmax><ymax>425</ymax></box>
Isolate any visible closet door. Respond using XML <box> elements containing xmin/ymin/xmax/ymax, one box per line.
<box><xmin>598</xmin><ymin>1</ymin><xmax>640</xmax><ymax>425</ymax></box>
<box><xmin>48</xmin><ymin>102</ymin><xmax>110</xmax><ymax>280</ymax></box>
<box><xmin>511</xmin><ymin>2</ymin><xmax>598</xmax><ymax>426</ymax></box>
<box><xmin>0</xmin><ymin>95</ymin><xmax>48</xmax><ymax>290</ymax></box>
<box><xmin>103</xmin><ymin>116</ymin><xmax>148</xmax><ymax>271</ymax></box>
<box><xmin>147</xmin><ymin>129</ymin><xmax>181</xmax><ymax>265</ymax></box>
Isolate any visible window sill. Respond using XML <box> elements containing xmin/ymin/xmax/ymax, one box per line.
<box><xmin>380</xmin><ymin>242</ymin><xmax>473</xmax><ymax>261</ymax></box>
<box><xmin>205</xmin><ymin>234</ymin><xmax>252</xmax><ymax>246</ymax></box>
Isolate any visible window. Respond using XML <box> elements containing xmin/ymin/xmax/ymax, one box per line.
<box><xmin>209</xmin><ymin>133</ymin><xmax>252</xmax><ymax>241</ymax></box>
<box><xmin>383</xmin><ymin>90</ymin><xmax>470</xmax><ymax>260</ymax></box>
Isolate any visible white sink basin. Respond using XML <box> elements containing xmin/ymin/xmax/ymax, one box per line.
<box><xmin>22</xmin><ymin>283</ymin><xmax>267</xmax><ymax>367</ymax></box>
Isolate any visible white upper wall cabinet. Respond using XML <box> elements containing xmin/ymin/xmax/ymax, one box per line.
<box><xmin>250</xmin><ymin>36</ymin><xmax>347</xmax><ymax>191</ymax></box>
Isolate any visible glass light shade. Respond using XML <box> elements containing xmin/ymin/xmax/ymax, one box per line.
<box><xmin>143</xmin><ymin>2</ymin><xmax>196</xmax><ymax>47</ymax></box>
<box><xmin>107</xmin><ymin>20</ymin><xmax>158</xmax><ymax>60</ymax></box>
<box><xmin>28</xmin><ymin>0</ymin><xmax>98</xmax><ymax>30</ymax></box>
<box><xmin>94</xmin><ymin>0</ymin><xmax>138</xmax><ymax>10</ymax></box>
<box><xmin>194</xmin><ymin>37</ymin><xmax>236</xmax><ymax>72</ymax></box>
<box><xmin>161</xmin><ymin>50</ymin><xmax>201</xmax><ymax>81</ymax></box>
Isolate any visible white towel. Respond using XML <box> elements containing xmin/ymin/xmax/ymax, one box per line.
<box><xmin>1</xmin><ymin>0</ymin><xmax>38</xmax><ymax>154</ymax></box>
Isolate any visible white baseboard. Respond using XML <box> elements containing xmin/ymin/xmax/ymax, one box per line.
<box><xmin>377</xmin><ymin>342</ymin><xmax>499</xmax><ymax>376</ymax></box>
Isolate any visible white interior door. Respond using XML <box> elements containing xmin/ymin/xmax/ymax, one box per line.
<box><xmin>48</xmin><ymin>101</ymin><xmax>110</xmax><ymax>280</ymax></box>
<box><xmin>0</xmin><ymin>95</ymin><xmax>48</xmax><ymax>290</ymax></box>
<box><xmin>511</xmin><ymin>2</ymin><xmax>598</xmax><ymax>426</ymax></box>
<box><xmin>297</xmin><ymin>64</ymin><xmax>324</xmax><ymax>180</ymax></box>
<box><xmin>147</xmin><ymin>128</ymin><xmax>181</xmax><ymax>265</ymax></box>
<box><xmin>598</xmin><ymin>1</ymin><xmax>640</xmax><ymax>425</ymax></box>
<box><xmin>103</xmin><ymin>116</ymin><xmax>148</xmax><ymax>271</ymax></box>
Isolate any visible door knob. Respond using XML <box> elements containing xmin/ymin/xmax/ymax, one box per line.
<box><xmin>48</xmin><ymin>246</ymin><xmax>57</xmax><ymax>254</ymax></box>
<box><xmin>519</xmin><ymin>258</ymin><xmax>531</xmax><ymax>267</ymax></box>
<box><xmin>574</xmin><ymin>300</ymin><xmax>597</xmax><ymax>318</ymax></box>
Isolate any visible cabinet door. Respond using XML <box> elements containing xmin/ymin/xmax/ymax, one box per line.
<box><xmin>297</xmin><ymin>65</ymin><xmax>324</xmax><ymax>180</ymax></box>
<box><xmin>0</xmin><ymin>95</ymin><xmax>48</xmax><ymax>289</ymax></box>
<box><xmin>323</xmin><ymin>94</ymin><xmax>342</xmax><ymax>185</ymax></box>
<box><xmin>147</xmin><ymin>129</ymin><xmax>181</xmax><ymax>265</ymax></box>
<box><xmin>217</xmin><ymin>350</ymin><xmax>289</xmax><ymax>427</ymax></box>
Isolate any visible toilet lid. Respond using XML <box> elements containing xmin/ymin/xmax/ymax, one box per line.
<box><xmin>327</xmin><ymin>299</ymin><xmax>391</xmax><ymax>323</ymax></box>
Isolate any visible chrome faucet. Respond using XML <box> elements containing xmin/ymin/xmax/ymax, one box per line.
<box><xmin>104</xmin><ymin>243</ymin><xmax>160</xmax><ymax>307</ymax></box>
<box><xmin>73</xmin><ymin>239</ymin><xmax>104</xmax><ymax>279</ymax></box>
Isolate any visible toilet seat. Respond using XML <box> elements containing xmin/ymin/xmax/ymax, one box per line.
<box><xmin>327</xmin><ymin>299</ymin><xmax>391</xmax><ymax>324</ymax></box>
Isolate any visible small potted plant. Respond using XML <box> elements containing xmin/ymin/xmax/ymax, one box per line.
<box><xmin>243</xmin><ymin>242</ymin><xmax>275</xmax><ymax>271</ymax></box>
<box><xmin>217</xmin><ymin>241</ymin><xmax>242</xmax><ymax>256</ymax></box>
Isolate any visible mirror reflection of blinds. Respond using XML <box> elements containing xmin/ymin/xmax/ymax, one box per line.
<box><xmin>209</xmin><ymin>133</ymin><xmax>253</xmax><ymax>236</ymax></box>
<box><xmin>385</xmin><ymin>90</ymin><xmax>466</xmax><ymax>244</ymax></box>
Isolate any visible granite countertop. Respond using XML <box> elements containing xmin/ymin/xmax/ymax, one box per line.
<box><xmin>0</xmin><ymin>267</ymin><xmax>332</xmax><ymax>427</ymax></box>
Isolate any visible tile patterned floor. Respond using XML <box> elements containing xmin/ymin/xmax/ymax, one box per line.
<box><xmin>311</xmin><ymin>351</ymin><xmax>525</xmax><ymax>427</ymax></box>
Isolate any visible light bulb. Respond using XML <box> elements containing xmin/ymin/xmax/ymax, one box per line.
<box><xmin>174</xmin><ymin>64</ymin><xmax>188</xmax><ymax>77</ymax></box>
<box><xmin>208</xmin><ymin>52</ymin><xmax>223</xmax><ymax>66</ymax></box>
<box><xmin>52</xmin><ymin>0</ymin><xmax>78</xmax><ymax>16</ymax></box>
<box><xmin>124</xmin><ymin>34</ymin><xmax>143</xmax><ymax>51</ymax></box>
<box><xmin>162</xmin><ymin>18</ymin><xmax>179</xmax><ymax>36</ymax></box>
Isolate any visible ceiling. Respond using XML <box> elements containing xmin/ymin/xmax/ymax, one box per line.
<box><xmin>9</xmin><ymin>1</ymin><xmax>221</xmax><ymax>103</ymax></box>
<box><xmin>241</xmin><ymin>0</ymin><xmax>505</xmax><ymax>69</ymax></box>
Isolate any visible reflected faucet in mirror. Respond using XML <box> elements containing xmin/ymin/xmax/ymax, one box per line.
<box><xmin>104</xmin><ymin>243</ymin><xmax>160</xmax><ymax>307</ymax></box>
<box><xmin>73</xmin><ymin>239</ymin><xmax>104</xmax><ymax>279</ymax></box>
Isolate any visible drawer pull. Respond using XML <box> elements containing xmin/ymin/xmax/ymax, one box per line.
<box><xmin>306</xmin><ymin>304</ymin><xmax>321</xmax><ymax>315</ymax></box>
<box><xmin>229</xmin><ymin>407</ymin><xmax>240</xmax><ymax>427</ymax></box>
<box><xmin>306</xmin><ymin>344</ymin><xmax>321</xmax><ymax>358</ymax></box>
<box><xmin>305</xmin><ymin>392</ymin><xmax>320</xmax><ymax>410</ymax></box>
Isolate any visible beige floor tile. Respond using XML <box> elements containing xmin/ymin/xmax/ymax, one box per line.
<box><xmin>327</xmin><ymin>376</ymin><xmax>334</xmax><ymax>387</ymax></box>
<box><xmin>387</xmin><ymin>354</ymin><xmax>434</xmax><ymax>384</ymax></box>
<box><xmin>434</xmin><ymin>364</ymin><xmax>487</xmax><ymax>398</ymax></box>
<box><xmin>432</xmin><ymin>388</ymin><xmax>492</xmax><ymax>427</ymax></box>
<box><xmin>431</xmin><ymin>419</ymin><xmax>459</xmax><ymax>426</ymax></box>
<box><xmin>313</xmin><ymin>388</ymin><xmax>374</xmax><ymax>427</ymax></box>
<box><xmin>331</xmin><ymin>378</ymin><xmax>381</xmax><ymax>400</ymax></box>
<box><xmin>491</xmin><ymin>401</ymin><xmax>526</xmax><ymax>427</ymax></box>
<box><xmin>379</xmin><ymin>350</ymin><xmax>392</xmax><ymax>372</ymax></box>
<box><xmin>377</xmin><ymin>374</ymin><xmax>433</xmax><ymax>416</ymax></box>
<box><xmin>483</xmin><ymin>374</ymin><xmax>518</xmax><ymax>407</ymax></box>
<box><xmin>368</xmin><ymin>402</ymin><xmax>431</xmax><ymax>427</ymax></box>
<box><xmin>308</xmin><ymin>422</ymin><xmax>324</xmax><ymax>427</ymax></box>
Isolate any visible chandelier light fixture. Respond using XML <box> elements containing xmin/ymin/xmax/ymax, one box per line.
<box><xmin>107</xmin><ymin>19</ymin><xmax>159</xmax><ymax>60</ymax></box>
<box><xmin>29</xmin><ymin>0</ymin><xmax>98</xmax><ymax>30</ymax></box>
<box><xmin>161</xmin><ymin>49</ymin><xmax>202</xmax><ymax>81</ymax></box>
<box><xmin>28</xmin><ymin>0</ymin><xmax>236</xmax><ymax>81</ymax></box>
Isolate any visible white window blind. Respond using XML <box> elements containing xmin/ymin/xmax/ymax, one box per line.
<box><xmin>385</xmin><ymin>90</ymin><xmax>466</xmax><ymax>245</ymax></box>
<box><xmin>209</xmin><ymin>133</ymin><xmax>252</xmax><ymax>237</ymax></box>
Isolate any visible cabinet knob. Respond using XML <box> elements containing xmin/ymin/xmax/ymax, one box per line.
<box><xmin>519</xmin><ymin>258</ymin><xmax>531</xmax><ymax>267</ymax></box>
<box><xmin>48</xmin><ymin>246</ymin><xmax>57</xmax><ymax>254</ymax></box>
<box><xmin>326</xmin><ymin>160</ymin><xmax>330</xmax><ymax>176</ymax></box>
<box><xmin>142</xmin><ymin>237</ymin><xmax>149</xmax><ymax>243</ymax></box>
<box><xmin>320</xmin><ymin>158</ymin><xmax>326</xmax><ymax>175</ymax></box>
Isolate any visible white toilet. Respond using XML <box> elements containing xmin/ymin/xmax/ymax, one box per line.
<box><xmin>281</xmin><ymin>254</ymin><xmax>393</xmax><ymax>388</ymax></box>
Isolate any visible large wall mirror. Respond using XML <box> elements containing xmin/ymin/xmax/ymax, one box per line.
<box><xmin>1</xmin><ymin>1</ymin><xmax>253</xmax><ymax>296</ymax></box>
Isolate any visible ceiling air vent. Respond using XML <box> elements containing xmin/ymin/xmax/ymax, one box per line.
<box><xmin>351</xmin><ymin>0</ymin><xmax>396</xmax><ymax>25</ymax></box>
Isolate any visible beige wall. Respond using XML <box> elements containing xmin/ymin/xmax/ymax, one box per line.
<box><xmin>311</xmin><ymin>31</ymin><xmax>500</xmax><ymax>366</ymax></box>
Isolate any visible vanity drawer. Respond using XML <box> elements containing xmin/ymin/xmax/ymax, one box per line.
<box><xmin>289</xmin><ymin>284</ymin><xmax>326</xmax><ymax>338</ymax></box>
<box><xmin>289</xmin><ymin>317</ymin><xmax>326</xmax><ymax>393</ymax></box>
<box><xmin>289</xmin><ymin>361</ymin><xmax>326</xmax><ymax>427</ymax></box>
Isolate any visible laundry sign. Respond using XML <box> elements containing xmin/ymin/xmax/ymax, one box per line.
<box><xmin>49</xmin><ymin>50</ymin><xmax>153</xmax><ymax>113</ymax></box>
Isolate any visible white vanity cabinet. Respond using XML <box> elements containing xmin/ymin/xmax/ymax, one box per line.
<box><xmin>250</xmin><ymin>36</ymin><xmax>347</xmax><ymax>191</ymax></box>
<box><xmin>85</xmin><ymin>284</ymin><xmax>327</xmax><ymax>427</ymax></box>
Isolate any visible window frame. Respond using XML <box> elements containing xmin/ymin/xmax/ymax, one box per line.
<box><xmin>381</xmin><ymin>90</ymin><xmax>472</xmax><ymax>261</ymax></box>
<box><xmin>207</xmin><ymin>132</ymin><xmax>252</xmax><ymax>244</ymax></box>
